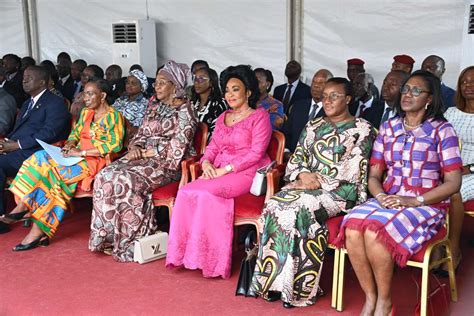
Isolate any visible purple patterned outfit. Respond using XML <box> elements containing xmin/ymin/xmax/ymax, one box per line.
<box><xmin>335</xmin><ymin>117</ymin><xmax>462</xmax><ymax>266</ymax></box>
<box><xmin>257</xmin><ymin>94</ymin><xmax>284</xmax><ymax>130</ymax></box>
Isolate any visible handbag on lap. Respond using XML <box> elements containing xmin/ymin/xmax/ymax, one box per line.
<box><xmin>250</xmin><ymin>161</ymin><xmax>276</xmax><ymax>196</ymax></box>
<box><xmin>133</xmin><ymin>231</ymin><xmax>168</xmax><ymax>264</ymax></box>
<box><xmin>235</xmin><ymin>230</ymin><xmax>258</xmax><ymax>297</ymax></box>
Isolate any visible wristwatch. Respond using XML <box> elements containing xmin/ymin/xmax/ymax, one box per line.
<box><xmin>225</xmin><ymin>164</ymin><xmax>233</xmax><ymax>172</ymax></box>
<box><xmin>470</xmin><ymin>164</ymin><xmax>474</xmax><ymax>174</ymax></box>
<box><xmin>416</xmin><ymin>195</ymin><xmax>425</xmax><ymax>206</ymax></box>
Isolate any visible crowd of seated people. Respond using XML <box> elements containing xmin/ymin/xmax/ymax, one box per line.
<box><xmin>0</xmin><ymin>50</ymin><xmax>473</xmax><ymax>313</ymax></box>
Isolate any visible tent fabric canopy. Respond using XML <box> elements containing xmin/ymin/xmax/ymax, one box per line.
<box><xmin>0</xmin><ymin>0</ymin><xmax>470</xmax><ymax>88</ymax></box>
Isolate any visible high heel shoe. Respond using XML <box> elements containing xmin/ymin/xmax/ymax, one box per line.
<box><xmin>39</xmin><ymin>236</ymin><xmax>50</xmax><ymax>247</ymax></box>
<box><xmin>12</xmin><ymin>234</ymin><xmax>45</xmax><ymax>252</ymax></box>
<box><xmin>0</xmin><ymin>211</ymin><xmax>29</xmax><ymax>224</ymax></box>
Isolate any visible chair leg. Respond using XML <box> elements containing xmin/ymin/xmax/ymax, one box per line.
<box><xmin>336</xmin><ymin>250</ymin><xmax>346</xmax><ymax>312</ymax></box>
<box><xmin>331</xmin><ymin>248</ymin><xmax>340</xmax><ymax>309</ymax></box>
<box><xmin>254</xmin><ymin>223</ymin><xmax>260</xmax><ymax>245</ymax></box>
<box><xmin>420</xmin><ymin>262</ymin><xmax>430</xmax><ymax>316</ymax></box>
<box><xmin>167</xmin><ymin>201</ymin><xmax>173</xmax><ymax>221</ymax></box>
<box><xmin>445</xmin><ymin>243</ymin><xmax>458</xmax><ymax>301</ymax></box>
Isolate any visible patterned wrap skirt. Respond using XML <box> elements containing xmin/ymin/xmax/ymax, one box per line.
<box><xmin>9</xmin><ymin>150</ymin><xmax>89</xmax><ymax>237</ymax></box>
<box><xmin>334</xmin><ymin>198</ymin><xmax>446</xmax><ymax>266</ymax></box>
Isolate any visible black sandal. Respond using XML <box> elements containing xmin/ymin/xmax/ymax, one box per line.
<box><xmin>0</xmin><ymin>211</ymin><xmax>29</xmax><ymax>224</ymax></box>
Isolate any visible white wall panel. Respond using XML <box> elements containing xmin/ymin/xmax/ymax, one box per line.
<box><xmin>35</xmin><ymin>0</ymin><xmax>287</xmax><ymax>79</ymax></box>
<box><xmin>0</xmin><ymin>0</ymin><xmax>27</xmax><ymax>57</ymax></box>
<box><xmin>302</xmin><ymin>0</ymin><xmax>464</xmax><ymax>88</ymax></box>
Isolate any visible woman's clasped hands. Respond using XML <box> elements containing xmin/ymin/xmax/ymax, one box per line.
<box><xmin>61</xmin><ymin>141</ymin><xmax>81</xmax><ymax>157</ymax></box>
<box><xmin>123</xmin><ymin>146</ymin><xmax>158</xmax><ymax>161</ymax></box>
<box><xmin>376</xmin><ymin>193</ymin><xmax>420</xmax><ymax>209</ymax></box>
<box><xmin>200</xmin><ymin>160</ymin><xmax>227</xmax><ymax>179</ymax></box>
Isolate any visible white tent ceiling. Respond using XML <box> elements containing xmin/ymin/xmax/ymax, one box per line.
<box><xmin>0</xmin><ymin>0</ymin><xmax>472</xmax><ymax>88</ymax></box>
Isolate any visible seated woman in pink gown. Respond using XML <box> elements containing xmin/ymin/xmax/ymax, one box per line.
<box><xmin>166</xmin><ymin>65</ymin><xmax>272</xmax><ymax>279</ymax></box>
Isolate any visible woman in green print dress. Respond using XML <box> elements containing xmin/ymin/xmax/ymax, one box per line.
<box><xmin>251</xmin><ymin>78</ymin><xmax>375</xmax><ymax>308</ymax></box>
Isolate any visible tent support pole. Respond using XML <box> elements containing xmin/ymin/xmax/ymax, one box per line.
<box><xmin>22</xmin><ymin>0</ymin><xmax>40</xmax><ymax>60</ymax></box>
<box><xmin>287</xmin><ymin>0</ymin><xmax>303</xmax><ymax>63</ymax></box>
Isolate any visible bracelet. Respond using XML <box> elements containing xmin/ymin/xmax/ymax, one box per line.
<box><xmin>375</xmin><ymin>192</ymin><xmax>386</xmax><ymax>199</ymax></box>
<box><xmin>81</xmin><ymin>150</ymin><xmax>87</xmax><ymax>157</ymax></box>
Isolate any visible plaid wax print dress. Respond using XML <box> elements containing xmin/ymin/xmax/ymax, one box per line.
<box><xmin>335</xmin><ymin>116</ymin><xmax>462</xmax><ymax>266</ymax></box>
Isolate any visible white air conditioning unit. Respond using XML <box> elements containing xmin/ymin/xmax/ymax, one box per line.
<box><xmin>112</xmin><ymin>19</ymin><xmax>157</xmax><ymax>77</ymax></box>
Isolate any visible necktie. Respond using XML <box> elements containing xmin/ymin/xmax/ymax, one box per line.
<box><xmin>282</xmin><ymin>83</ymin><xmax>293</xmax><ymax>107</ymax></box>
<box><xmin>23</xmin><ymin>98</ymin><xmax>34</xmax><ymax>118</ymax></box>
<box><xmin>308</xmin><ymin>104</ymin><xmax>318</xmax><ymax>121</ymax></box>
<box><xmin>381</xmin><ymin>108</ymin><xmax>392</xmax><ymax>123</ymax></box>
<box><xmin>358</xmin><ymin>104</ymin><xmax>366</xmax><ymax>117</ymax></box>
<box><xmin>73</xmin><ymin>82</ymin><xmax>80</xmax><ymax>96</ymax></box>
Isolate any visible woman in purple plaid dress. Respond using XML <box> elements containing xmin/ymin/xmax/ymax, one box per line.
<box><xmin>335</xmin><ymin>70</ymin><xmax>462</xmax><ymax>316</ymax></box>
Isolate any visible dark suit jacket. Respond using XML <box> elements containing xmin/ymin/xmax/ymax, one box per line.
<box><xmin>360</xmin><ymin>99</ymin><xmax>385</xmax><ymax>129</ymax></box>
<box><xmin>441</xmin><ymin>83</ymin><xmax>456</xmax><ymax>111</ymax></box>
<box><xmin>8</xmin><ymin>89</ymin><xmax>71</xmax><ymax>157</ymax></box>
<box><xmin>284</xmin><ymin>98</ymin><xmax>325</xmax><ymax>152</ymax></box>
<box><xmin>4</xmin><ymin>72</ymin><xmax>28</xmax><ymax>108</ymax></box>
<box><xmin>0</xmin><ymin>87</ymin><xmax>17</xmax><ymax>136</ymax></box>
<box><xmin>57</xmin><ymin>76</ymin><xmax>76</xmax><ymax>102</ymax></box>
<box><xmin>273</xmin><ymin>80</ymin><xmax>311</xmax><ymax>115</ymax></box>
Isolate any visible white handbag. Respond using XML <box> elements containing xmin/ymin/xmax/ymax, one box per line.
<box><xmin>250</xmin><ymin>161</ymin><xmax>276</xmax><ymax>196</ymax></box>
<box><xmin>133</xmin><ymin>231</ymin><xmax>168</xmax><ymax>264</ymax></box>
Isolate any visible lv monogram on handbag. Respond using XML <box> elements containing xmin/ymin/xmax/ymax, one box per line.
<box><xmin>250</xmin><ymin>161</ymin><xmax>276</xmax><ymax>196</ymax></box>
<box><xmin>133</xmin><ymin>231</ymin><xmax>168</xmax><ymax>264</ymax></box>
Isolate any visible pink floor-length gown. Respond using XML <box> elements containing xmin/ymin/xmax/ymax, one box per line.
<box><xmin>166</xmin><ymin>107</ymin><xmax>272</xmax><ymax>278</ymax></box>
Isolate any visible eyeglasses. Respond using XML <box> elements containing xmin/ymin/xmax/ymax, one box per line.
<box><xmin>400</xmin><ymin>85</ymin><xmax>431</xmax><ymax>97</ymax></box>
<box><xmin>80</xmin><ymin>73</ymin><xmax>90</xmax><ymax>81</ymax></box>
<box><xmin>152</xmin><ymin>80</ymin><xmax>172</xmax><ymax>88</ymax></box>
<box><xmin>321</xmin><ymin>92</ymin><xmax>346</xmax><ymax>102</ymax></box>
<box><xmin>193</xmin><ymin>76</ymin><xmax>210</xmax><ymax>84</ymax></box>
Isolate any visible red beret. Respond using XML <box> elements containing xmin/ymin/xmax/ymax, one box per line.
<box><xmin>347</xmin><ymin>58</ymin><xmax>365</xmax><ymax>65</ymax></box>
<box><xmin>393</xmin><ymin>54</ymin><xmax>415</xmax><ymax>65</ymax></box>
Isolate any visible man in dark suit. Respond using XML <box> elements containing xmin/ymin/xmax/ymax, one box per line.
<box><xmin>56</xmin><ymin>58</ymin><xmax>75</xmax><ymax>102</ymax></box>
<box><xmin>2</xmin><ymin>54</ymin><xmax>28</xmax><ymax>108</ymax></box>
<box><xmin>71</xmin><ymin>59</ymin><xmax>87</xmax><ymax>99</ymax></box>
<box><xmin>349</xmin><ymin>73</ymin><xmax>385</xmax><ymax>128</ymax></box>
<box><xmin>0</xmin><ymin>66</ymin><xmax>17</xmax><ymax>136</ymax></box>
<box><xmin>284</xmin><ymin>69</ymin><xmax>332</xmax><ymax>153</ymax></box>
<box><xmin>0</xmin><ymin>65</ymin><xmax>71</xmax><ymax>233</ymax></box>
<box><xmin>421</xmin><ymin>55</ymin><xmax>456</xmax><ymax>111</ymax></box>
<box><xmin>347</xmin><ymin>58</ymin><xmax>380</xmax><ymax>100</ymax></box>
<box><xmin>363</xmin><ymin>70</ymin><xmax>408</xmax><ymax>129</ymax></box>
<box><xmin>273</xmin><ymin>60</ymin><xmax>311</xmax><ymax>115</ymax></box>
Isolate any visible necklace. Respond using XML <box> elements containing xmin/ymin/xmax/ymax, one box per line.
<box><xmin>403</xmin><ymin>118</ymin><xmax>422</xmax><ymax>129</ymax></box>
<box><xmin>231</xmin><ymin>107</ymin><xmax>251</xmax><ymax>122</ymax></box>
